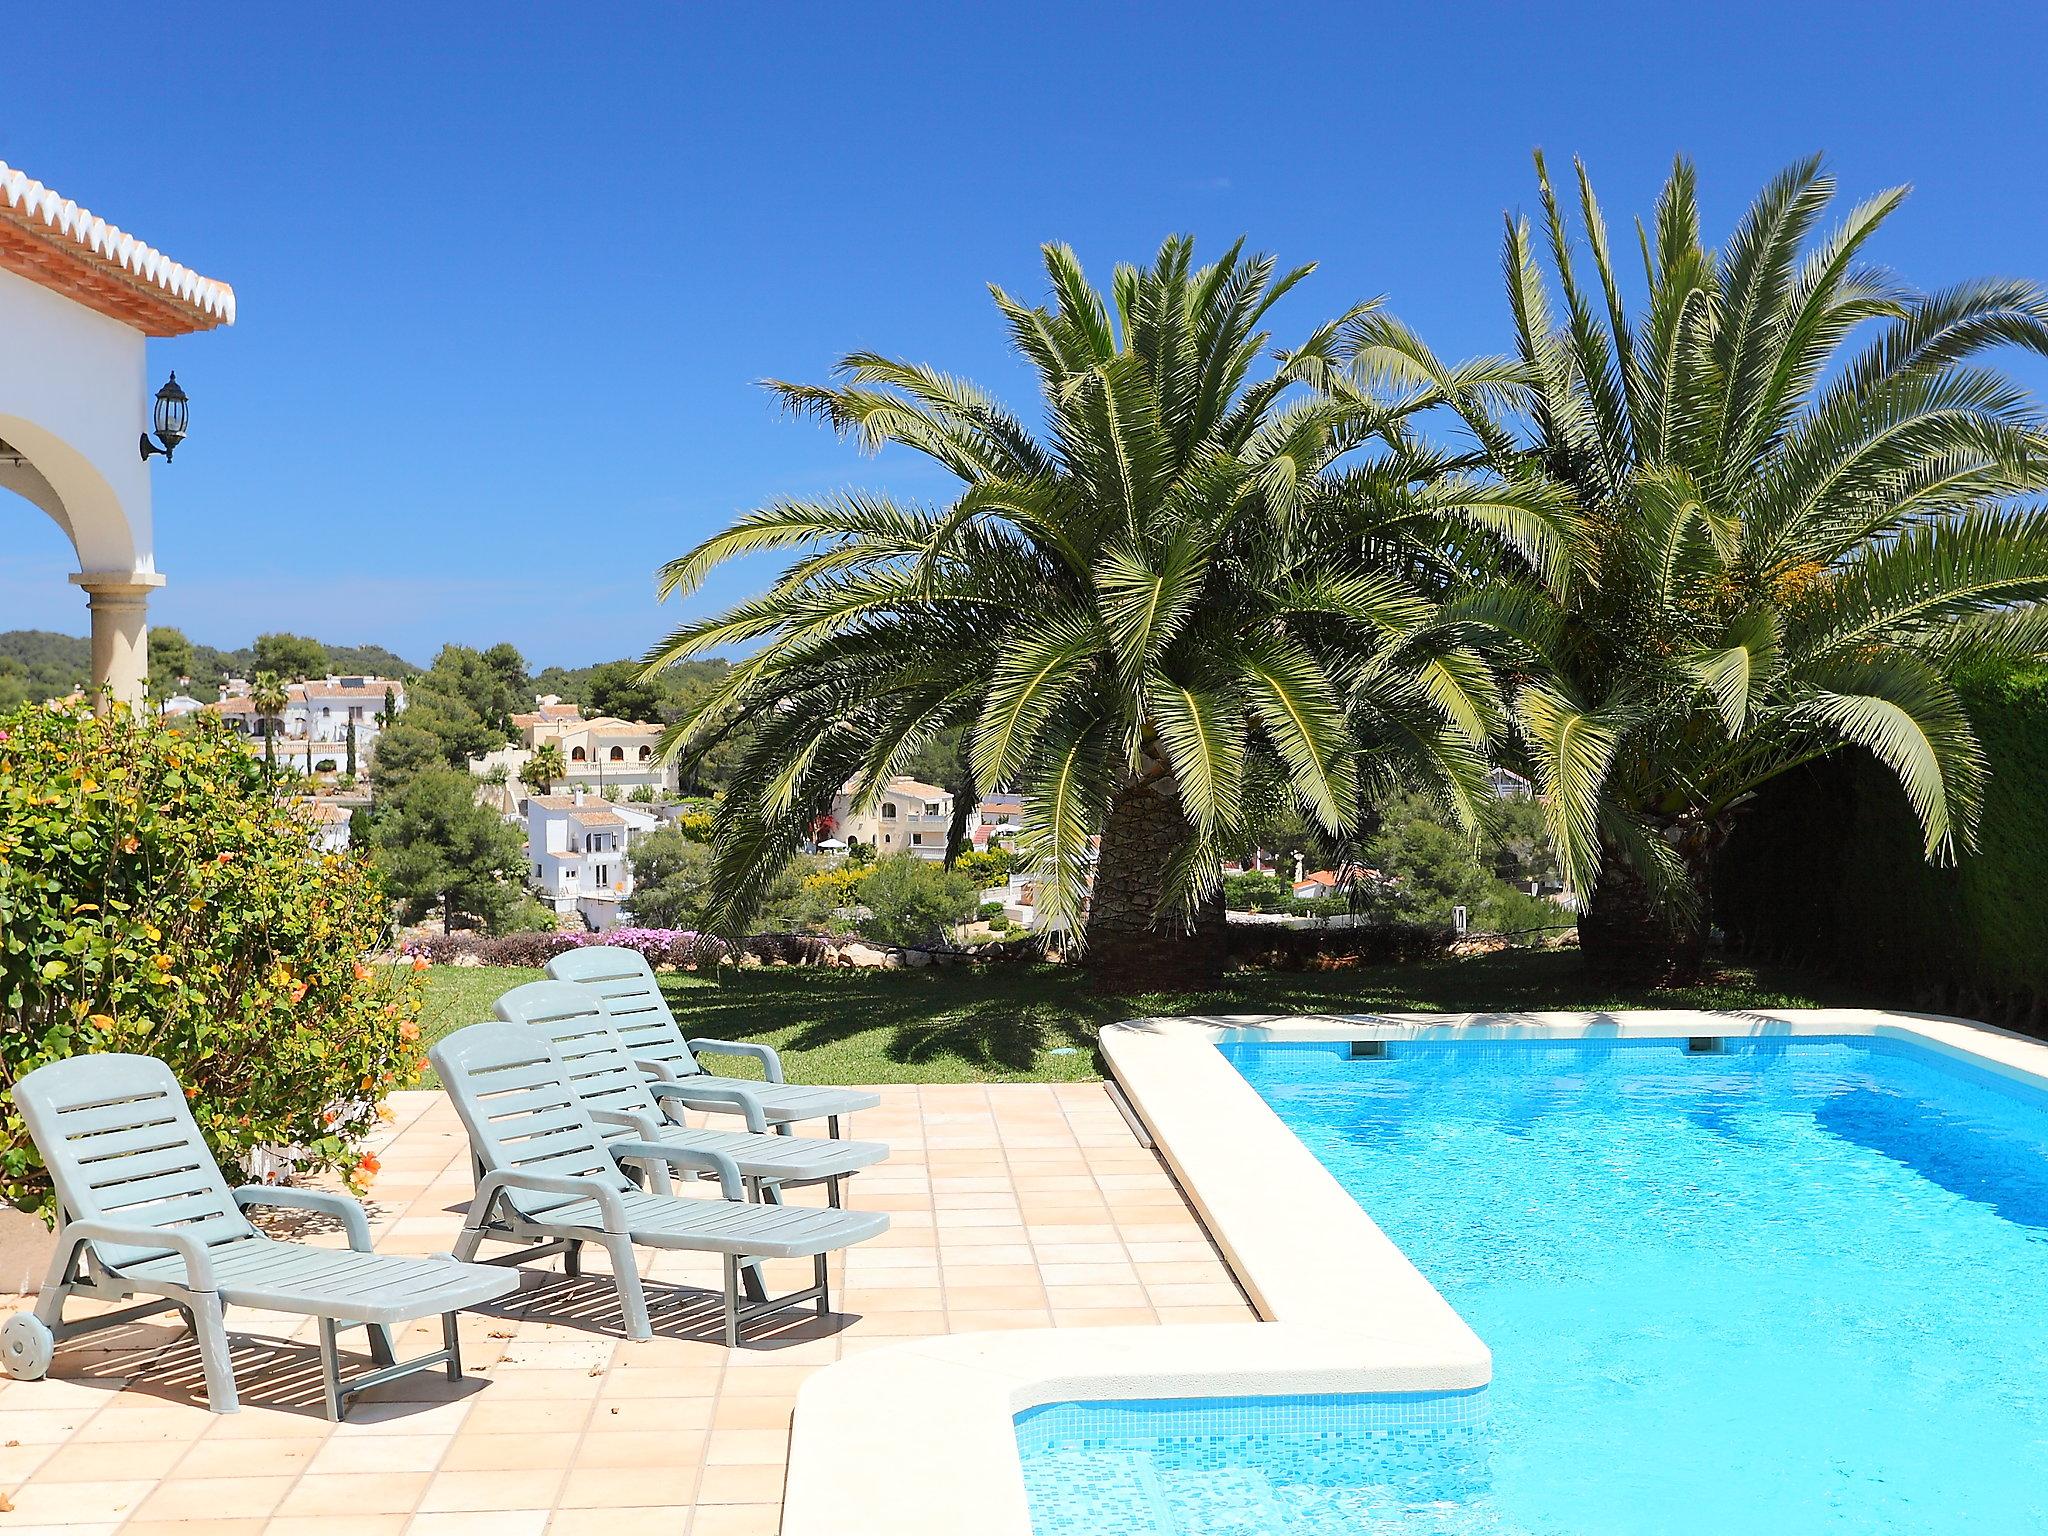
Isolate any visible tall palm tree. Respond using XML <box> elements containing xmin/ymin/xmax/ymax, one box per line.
<box><xmin>1354</xmin><ymin>154</ymin><xmax>2048</xmax><ymax>983</ymax></box>
<box><xmin>251</xmin><ymin>671</ymin><xmax>289</xmax><ymax>781</ymax></box>
<box><xmin>649</xmin><ymin>237</ymin><xmax>1563</xmax><ymax>990</ymax></box>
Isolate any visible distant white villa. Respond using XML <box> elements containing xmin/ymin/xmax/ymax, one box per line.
<box><xmin>473</xmin><ymin>695</ymin><xmax>679</xmax><ymax>804</ymax></box>
<box><xmin>821</xmin><ymin>777</ymin><xmax>954</xmax><ymax>860</ymax></box>
<box><xmin>524</xmin><ymin>789</ymin><xmax>661</xmax><ymax>930</ymax></box>
<box><xmin>205</xmin><ymin>675</ymin><xmax>407</xmax><ymax>775</ymax></box>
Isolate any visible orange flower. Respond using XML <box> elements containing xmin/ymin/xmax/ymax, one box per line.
<box><xmin>215</xmin><ymin>851</ymin><xmax>235</xmax><ymax>864</ymax></box>
<box><xmin>357</xmin><ymin>1153</ymin><xmax>381</xmax><ymax>1176</ymax></box>
<box><xmin>411</xmin><ymin>956</ymin><xmax>429</xmax><ymax>972</ymax></box>
<box><xmin>399</xmin><ymin>1021</ymin><xmax>420</xmax><ymax>1043</ymax></box>
<box><xmin>353</xmin><ymin>962</ymin><xmax>373</xmax><ymax>982</ymax></box>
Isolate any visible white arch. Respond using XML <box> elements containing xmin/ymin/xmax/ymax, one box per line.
<box><xmin>0</xmin><ymin>266</ymin><xmax>157</xmax><ymax>704</ymax></box>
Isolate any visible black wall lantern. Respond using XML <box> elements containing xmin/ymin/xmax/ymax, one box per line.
<box><xmin>139</xmin><ymin>372</ymin><xmax>189</xmax><ymax>462</ymax></box>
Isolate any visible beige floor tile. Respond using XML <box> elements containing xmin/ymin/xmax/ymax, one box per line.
<box><xmin>558</xmin><ymin>1462</ymin><xmax>703</xmax><ymax>1507</ymax></box>
<box><xmin>276</xmin><ymin>1472</ymin><xmax>431</xmax><ymax>1517</ymax></box>
<box><xmin>416</xmin><ymin>1467</ymin><xmax>566</xmax><ymax>1514</ymax></box>
<box><xmin>694</xmin><ymin>1462</ymin><xmax>785</xmax><ymax>1505</ymax></box>
<box><xmin>128</xmin><ymin>1473</ymin><xmax>297</xmax><ymax>1523</ymax></box>
<box><xmin>29</xmin><ymin>1437</ymin><xmax>190</xmax><ymax>1481</ymax></box>
<box><xmin>686</xmin><ymin>1506</ymin><xmax>781</xmax><ymax>1536</ymax></box>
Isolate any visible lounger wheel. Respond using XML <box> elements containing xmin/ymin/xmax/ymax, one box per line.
<box><xmin>1</xmin><ymin>1313</ymin><xmax>53</xmax><ymax>1381</ymax></box>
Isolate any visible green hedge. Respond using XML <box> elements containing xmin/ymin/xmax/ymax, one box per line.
<box><xmin>1716</xmin><ymin>664</ymin><xmax>2048</xmax><ymax>1026</ymax></box>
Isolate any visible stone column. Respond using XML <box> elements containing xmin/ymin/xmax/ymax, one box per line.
<box><xmin>68</xmin><ymin>571</ymin><xmax>166</xmax><ymax>710</ymax></box>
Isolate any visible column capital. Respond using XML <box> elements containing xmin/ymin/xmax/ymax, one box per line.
<box><xmin>69</xmin><ymin>570</ymin><xmax>167</xmax><ymax>600</ymax></box>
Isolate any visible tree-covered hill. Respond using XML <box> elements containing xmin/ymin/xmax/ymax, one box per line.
<box><xmin>0</xmin><ymin>628</ymin><xmax>422</xmax><ymax>707</ymax></box>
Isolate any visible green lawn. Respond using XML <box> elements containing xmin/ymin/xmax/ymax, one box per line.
<box><xmin>413</xmin><ymin>951</ymin><xmax>1876</xmax><ymax>1088</ymax></box>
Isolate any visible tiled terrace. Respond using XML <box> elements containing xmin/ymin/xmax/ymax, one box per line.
<box><xmin>0</xmin><ymin>1083</ymin><xmax>1250</xmax><ymax>1534</ymax></box>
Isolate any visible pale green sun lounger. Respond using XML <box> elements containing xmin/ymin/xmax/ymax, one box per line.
<box><xmin>544</xmin><ymin>945</ymin><xmax>881</xmax><ymax>1134</ymax></box>
<box><xmin>492</xmin><ymin>980</ymin><xmax>888</xmax><ymax>1206</ymax></box>
<box><xmin>1</xmin><ymin>1053</ymin><xmax>518</xmax><ymax>1418</ymax></box>
<box><xmin>431</xmin><ymin>1021</ymin><xmax>888</xmax><ymax>1346</ymax></box>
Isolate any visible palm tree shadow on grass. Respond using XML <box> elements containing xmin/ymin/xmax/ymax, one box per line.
<box><xmin>664</xmin><ymin>966</ymin><xmax>1104</xmax><ymax>1074</ymax></box>
<box><xmin>646</xmin><ymin>953</ymin><xmax>1869</xmax><ymax>1079</ymax></box>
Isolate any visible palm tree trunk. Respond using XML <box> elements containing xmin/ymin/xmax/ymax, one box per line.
<box><xmin>1578</xmin><ymin>842</ymin><xmax>1714</xmax><ymax>988</ymax></box>
<box><xmin>942</xmin><ymin>770</ymin><xmax>976</xmax><ymax>868</ymax></box>
<box><xmin>1082</xmin><ymin>777</ymin><xmax>1224</xmax><ymax>994</ymax></box>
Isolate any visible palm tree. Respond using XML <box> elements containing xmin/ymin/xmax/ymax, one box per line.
<box><xmin>649</xmin><ymin>237</ymin><xmax>1563</xmax><ymax>990</ymax></box>
<box><xmin>521</xmin><ymin>740</ymin><xmax>566</xmax><ymax>796</ymax></box>
<box><xmin>251</xmin><ymin>671</ymin><xmax>289</xmax><ymax>781</ymax></box>
<box><xmin>1356</xmin><ymin>154</ymin><xmax>2048</xmax><ymax>984</ymax></box>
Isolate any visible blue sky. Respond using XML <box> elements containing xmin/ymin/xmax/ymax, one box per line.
<box><xmin>7</xmin><ymin>1</ymin><xmax>2048</xmax><ymax>668</ymax></box>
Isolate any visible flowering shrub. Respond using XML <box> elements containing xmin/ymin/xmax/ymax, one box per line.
<box><xmin>0</xmin><ymin>701</ymin><xmax>423</xmax><ymax>1219</ymax></box>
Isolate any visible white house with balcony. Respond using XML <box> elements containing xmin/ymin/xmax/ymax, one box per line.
<box><xmin>823</xmin><ymin>777</ymin><xmax>954</xmax><ymax>860</ymax></box>
<box><xmin>0</xmin><ymin>160</ymin><xmax>235</xmax><ymax>705</ymax></box>
<box><xmin>524</xmin><ymin>790</ymin><xmax>661</xmax><ymax>930</ymax></box>
<box><xmin>473</xmin><ymin>699</ymin><xmax>678</xmax><ymax>804</ymax></box>
<box><xmin>207</xmin><ymin>675</ymin><xmax>406</xmax><ymax>775</ymax></box>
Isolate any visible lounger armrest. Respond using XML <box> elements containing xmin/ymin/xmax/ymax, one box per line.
<box><xmin>590</xmin><ymin>1108</ymin><xmax>672</xmax><ymax>1193</ymax></box>
<box><xmin>632</xmin><ymin>1056</ymin><xmax>682</xmax><ymax>1084</ymax></box>
<box><xmin>686</xmin><ymin>1038</ymin><xmax>786</xmax><ymax>1084</ymax></box>
<box><xmin>649</xmin><ymin>1080</ymin><xmax>768</xmax><ymax>1133</ymax></box>
<box><xmin>233</xmin><ymin>1186</ymin><xmax>375</xmax><ymax>1252</ymax></box>
<box><xmin>590</xmin><ymin>1106</ymin><xmax>665</xmax><ymax>1141</ymax></box>
<box><xmin>608</xmin><ymin>1138</ymin><xmax>745</xmax><ymax>1202</ymax></box>
<box><xmin>472</xmin><ymin>1170</ymin><xmax>630</xmax><ymax>1234</ymax></box>
<box><xmin>59</xmin><ymin>1219</ymin><xmax>218</xmax><ymax>1292</ymax></box>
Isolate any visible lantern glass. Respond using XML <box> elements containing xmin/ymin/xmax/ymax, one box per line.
<box><xmin>153</xmin><ymin>374</ymin><xmax>189</xmax><ymax>445</ymax></box>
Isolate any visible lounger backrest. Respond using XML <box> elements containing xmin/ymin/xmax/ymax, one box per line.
<box><xmin>429</xmin><ymin>1021</ymin><xmax>636</xmax><ymax>1220</ymax></box>
<box><xmin>545</xmin><ymin>946</ymin><xmax>700</xmax><ymax>1079</ymax></box>
<box><xmin>12</xmin><ymin>1053</ymin><xmax>255</xmax><ymax>1270</ymax></box>
<box><xmin>492</xmin><ymin>980</ymin><xmax>668</xmax><ymax>1141</ymax></box>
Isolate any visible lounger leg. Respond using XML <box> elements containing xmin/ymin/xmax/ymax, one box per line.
<box><xmin>828</xmin><ymin>1115</ymin><xmax>841</xmax><ymax>1139</ymax></box>
<box><xmin>191</xmin><ymin>1292</ymin><xmax>240</xmax><ymax>1415</ymax></box>
<box><xmin>318</xmin><ymin>1317</ymin><xmax>345</xmax><ymax>1422</ymax></box>
<box><xmin>814</xmin><ymin>1252</ymin><xmax>829</xmax><ymax>1318</ymax></box>
<box><xmin>451</xmin><ymin>1220</ymin><xmax>486</xmax><ymax>1264</ymax></box>
<box><xmin>366</xmin><ymin>1323</ymin><xmax>397</xmax><ymax>1368</ymax></box>
<box><xmin>442</xmin><ymin>1312</ymin><xmax>463</xmax><ymax>1381</ymax></box>
<box><xmin>564</xmin><ymin>1240</ymin><xmax>583</xmax><ymax>1278</ymax></box>
<box><xmin>30</xmin><ymin>1238</ymin><xmax>84</xmax><ymax>1329</ymax></box>
<box><xmin>604</xmin><ymin>1236</ymin><xmax>652</xmax><ymax>1341</ymax></box>
<box><xmin>721</xmin><ymin>1254</ymin><xmax>741</xmax><ymax>1349</ymax></box>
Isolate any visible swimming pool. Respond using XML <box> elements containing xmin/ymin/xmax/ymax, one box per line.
<box><xmin>1021</xmin><ymin>1034</ymin><xmax>2048</xmax><ymax>1534</ymax></box>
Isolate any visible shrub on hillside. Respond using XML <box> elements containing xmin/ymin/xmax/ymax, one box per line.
<box><xmin>855</xmin><ymin>855</ymin><xmax>980</xmax><ymax>946</ymax></box>
<box><xmin>0</xmin><ymin>702</ymin><xmax>422</xmax><ymax>1218</ymax></box>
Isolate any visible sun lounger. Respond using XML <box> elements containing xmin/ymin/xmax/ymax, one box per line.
<box><xmin>545</xmin><ymin>944</ymin><xmax>881</xmax><ymax>1134</ymax></box>
<box><xmin>431</xmin><ymin>1021</ymin><xmax>888</xmax><ymax>1346</ymax></box>
<box><xmin>1</xmin><ymin>1053</ymin><xmax>517</xmax><ymax>1418</ymax></box>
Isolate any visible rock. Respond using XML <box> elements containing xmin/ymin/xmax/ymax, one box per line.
<box><xmin>903</xmin><ymin>948</ymin><xmax>931</xmax><ymax>968</ymax></box>
<box><xmin>842</xmin><ymin>942</ymin><xmax>891</xmax><ymax>968</ymax></box>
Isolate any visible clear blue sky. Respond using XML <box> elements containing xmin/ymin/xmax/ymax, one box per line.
<box><xmin>7</xmin><ymin>2</ymin><xmax>2048</xmax><ymax>668</ymax></box>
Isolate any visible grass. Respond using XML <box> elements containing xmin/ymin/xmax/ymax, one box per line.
<box><xmin>413</xmin><ymin>949</ymin><xmax>1878</xmax><ymax>1088</ymax></box>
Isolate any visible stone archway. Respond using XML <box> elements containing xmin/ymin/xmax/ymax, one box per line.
<box><xmin>0</xmin><ymin>160</ymin><xmax>234</xmax><ymax>705</ymax></box>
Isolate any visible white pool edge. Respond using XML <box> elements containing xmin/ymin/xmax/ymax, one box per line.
<box><xmin>782</xmin><ymin>1006</ymin><xmax>2048</xmax><ymax>1535</ymax></box>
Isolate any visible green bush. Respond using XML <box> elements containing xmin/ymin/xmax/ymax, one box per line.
<box><xmin>1223</xmin><ymin>871</ymin><xmax>1296</xmax><ymax>912</ymax></box>
<box><xmin>0</xmin><ymin>702</ymin><xmax>423</xmax><ymax>1218</ymax></box>
<box><xmin>977</xmin><ymin>900</ymin><xmax>1006</xmax><ymax>923</ymax></box>
<box><xmin>1718</xmin><ymin>663</ymin><xmax>2048</xmax><ymax>1022</ymax></box>
<box><xmin>954</xmin><ymin>848</ymin><xmax>1016</xmax><ymax>885</ymax></box>
<box><xmin>856</xmin><ymin>855</ymin><xmax>980</xmax><ymax>945</ymax></box>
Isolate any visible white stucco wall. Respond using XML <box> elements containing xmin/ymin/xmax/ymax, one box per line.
<box><xmin>0</xmin><ymin>265</ymin><xmax>152</xmax><ymax>576</ymax></box>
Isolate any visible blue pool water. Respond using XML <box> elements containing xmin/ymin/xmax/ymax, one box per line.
<box><xmin>1020</xmin><ymin>1036</ymin><xmax>2048</xmax><ymax>1534</ymax></box>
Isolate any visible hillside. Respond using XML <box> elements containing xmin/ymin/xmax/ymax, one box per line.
<box><xmin>0</xmin><ymin>629</ymin><xmax>422</xmax><ymax>706</ymax></box>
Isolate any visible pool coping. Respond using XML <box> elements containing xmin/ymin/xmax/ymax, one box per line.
<box><xmin>782</xmin><ymin>1006</ymin><xmax>2048</xmax><ymax>1535</ymax></box>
